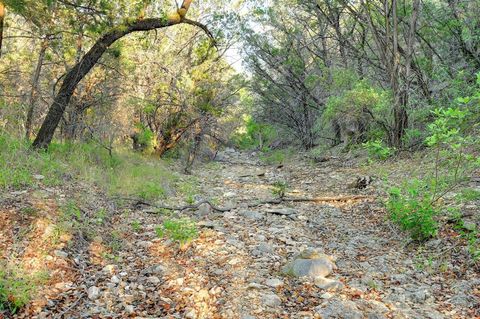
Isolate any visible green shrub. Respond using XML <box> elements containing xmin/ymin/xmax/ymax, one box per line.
<box><xmin>155</xmin><ymin>218</ymin><xmax>198</xmax><ymax>245</ymax></box>
<box><xmin>233</xmin><ymin>115</ymin><xmax>277</xmax><ymax>150</ymax></box>
<box><xmin>0</xmin><ymin>264</ymin><xmax>47</xmax><ymax>313</ymax></box>
<box><xmin>131</xmin><ymin>220</ymin><xmax>142</xmax><ymax>231</ymax></box>
<box><xmin>272</xmin><ymin>180</ymin><xmax>288</xmax><ymax>198</ymax></box>
<box><xmin>138</xmin><ymin>181</ymin><xmax>166</xmax><ymax>200</ymax></box>
<box><xmin>259</xmin><ymin>149</ymin><xmax>292</xmax><ymax>165</ymax></box>
<box><xmin>387</xmin><ymin>181</ymin><xmax>438</xmax><ymax>241</ymax></box>
<box><xmin>363</xmin><ymin>139</ymin><xmax>394</xmax><ymax>161</ymax></box>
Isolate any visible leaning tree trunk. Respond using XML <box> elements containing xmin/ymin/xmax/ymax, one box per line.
<box><xmin>32</xmin><ymin>0</ymin><xmax>206</xmax><ymax>148</ymax></box>
<box><xmin>0</xmin><ymin>1</ymin><xmax>5</xmax><ymax>58</ymax></box>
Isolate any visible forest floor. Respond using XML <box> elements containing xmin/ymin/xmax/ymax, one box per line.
<box><xmin>2</xmin><ymin>149</ymin><xmax>479</xmax><ymax>319</ymax></box>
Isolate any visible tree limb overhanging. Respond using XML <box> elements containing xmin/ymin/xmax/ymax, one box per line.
<box><xmin>32</xmin><ymin>0</ymin><xmax>214</xmax><ymax>149</ymax></box>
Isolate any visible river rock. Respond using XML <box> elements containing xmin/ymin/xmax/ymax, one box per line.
<box><xmin>315</xmin><ymin>299</ymin><xmax>362</xmax><ymax>319</ymax></box>
<box><xmin>282</xmin><ymin>249</ymin><xmax>336</xmax><ymax>279</ymax></box>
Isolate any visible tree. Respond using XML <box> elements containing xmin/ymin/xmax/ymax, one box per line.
<box><xmin>32</xmin><ymin>0</ymin><xmax>213</xmax><ymax>149</ymax></box>
<box><xmin>0</xmin><ymin>1</ymin><xmax>4</xmax><ymax>57</ymax></box>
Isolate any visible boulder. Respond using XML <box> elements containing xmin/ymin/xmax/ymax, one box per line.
<box><xmin>282</xmin><ymin>249</ymin><xmax>336</xmax><ymax>279</ymax></box>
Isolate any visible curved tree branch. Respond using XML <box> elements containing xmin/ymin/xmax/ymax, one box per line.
<box><xmin>32</xmin><ymin>1</ymin><xmax>215</xmax><ymax>148</ymax></box>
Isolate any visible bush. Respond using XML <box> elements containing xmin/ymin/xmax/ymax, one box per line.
<box><xmin>387</xmin><ymin>181</ymin><xmax>439</xmax><ymax>241</ymax></box>
<box><xmin>259</xmin><ymin>149</ymin><xmax>292</xmax><ymax>165</ymax></box>
<box><xmin>0</xmin><ymin>264</ymin><xmax>47</xmax><ymax>314</ymax></box>
<box><xmin>232</xmin><ymin>115</ymin><xmax>277</xmax><ymax>151</ymax></box>
<box><xmin>363</xmin><ymin>139</ymin><xmax>394</xmax><ymax>161</ymax></box>
<box><xmin>272</xmin><ymin>180</ymin><xmax>288</xmax><ymax>198</ymax></box>
<box><xmin>155</xmin><ymin>218</ymin><xmax>198</xmax><ymax>245</ymax></box>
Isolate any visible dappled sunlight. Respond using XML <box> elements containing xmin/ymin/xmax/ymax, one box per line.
<box><xmin>145</xmin><ymin>228</ymin><xmax>258</xmax><ymax>318</ymax></box>
<box><xmin>0</xmin><ymin>193</ymin><xmax>79</xmax><ymax>316</ymax></box>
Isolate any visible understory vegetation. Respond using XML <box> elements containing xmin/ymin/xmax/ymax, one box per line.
<box><xmin>0</xmin><ymin>0</ymin><xmax>480</xmax><ymax>315</ymax></box>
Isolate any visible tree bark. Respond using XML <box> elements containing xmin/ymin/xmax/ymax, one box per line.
<box><xmin>0</xmin><ymin>1</ymin><xmax>5</xmax><ymax>58</ymax></box>
<box><xmin>32</xmin><ymin>1</ymin><xmax>208</xmax><ymax>148</ymax></box>
<box><xmin>25</xmin><ymin>39</ymin><xmax>48</xmax><ymax>140</ymax></box>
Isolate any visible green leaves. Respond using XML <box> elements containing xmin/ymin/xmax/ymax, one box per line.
<box><xmin>387</xmin><ymin>180</ymin><xmax>439</xmax><ymax>242</ymax></box>
<box><xmin>155</xmin><ymin>218</ymin><xmax>198</xmax><ymax>245</ymax></box>
<box><xmin>425</xmin><ymin>107</ymin><xmax>469</xmax><ymax>147</ymax></box>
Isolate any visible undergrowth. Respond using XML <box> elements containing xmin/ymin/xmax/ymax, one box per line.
<box><xmin>0</xmin><ymin>263</ymin><xmax>48</xmax><ymax>314</ymax></box>
<box><xmin>155</xmin><ymin>218</ymin><xmax>198</xmax><ymax>246</ymax></box>
<box><xmin>0</xmin><ymin>132</ymin><xmax>180</xmax><ymax>201</ymax></box>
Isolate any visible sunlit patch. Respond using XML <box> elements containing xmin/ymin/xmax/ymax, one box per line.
<box><xmin>0</xmin><ymin>195</ymin><xmax>79</xmax><ymax>316</ymax></box>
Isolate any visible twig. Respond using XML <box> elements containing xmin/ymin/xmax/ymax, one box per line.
<box><xmin>128</xmin><ymin>195</ymin><xmax>375</xmax><ymax>214</ymax></box>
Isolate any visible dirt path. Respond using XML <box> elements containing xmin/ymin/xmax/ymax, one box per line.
<box><xmin>11</xmin><ymin>150</ymin><xmax>479</xmax><ymax>318</ymax></box>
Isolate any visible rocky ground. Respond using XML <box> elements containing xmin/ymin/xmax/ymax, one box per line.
<box><xmin>2</xmin><ymin>149</ymin><xmax>479</xmax><ymax>318</ymax></box>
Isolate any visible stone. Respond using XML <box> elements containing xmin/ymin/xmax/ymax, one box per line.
<box><xmin>282</xmin><ymin>249</ymin><xmax>336</xmax><ymax>279</ymax></box>
<box><xmin>125</xmin><ymin>305</ymin><xmax>134</xmax><ymax>313</ymax></box>
<box><xmin>315</xmin><ymin>299</ymin><xmax>362</xmax><ymax>319</ymax></box>
<box><xmin>87</xmin><ymin>286</ymin><xmax>100</xmax><ymax>300</ymax></box>
<box><xmin>320</xmin><ymin>292</ymin><xmax>333</xmax><ymax>299</ymax></box>
<box><xmin>315</xmin><ymin>277</ymin><xmax>343</xmax><ymax>290</ymax></box>
<box><xmin>197</xmin><ymin>202</ymin><xmax>212</xmax><ymax>216</ymax></box>
<box><xmin>138</xmin><ymin>241</ymin><xmax>153</xmax><ymax>249</ymax></box>
<box><xmin>409</xmin><ymin>289</ymin><xmax>429</xmax><ymax>304</ymax></box>
<box><xmin>224</xmin><ymin>191</ymin><xmax>237</xmax><ymax>198</ymax></box>
<box><xmin>265</xmin><ymin>278</ymin><xmax>284</xmax><ymax>288</ymax></box>
<box><xmin>54</xmin><ymin>250</ymin><xmax>68</xmax><ymax>258</ymax></box>
<box><xmin>102</xmin><ymin>264</ymin><xmax>117</xmax><ymax>274</ymax></box>
<box><xmin>33</xmin><ymin>174</ymin><xmax>45</xmax><ymax>180</ymax></box>
<box><xmin>261</xmin><ymin>293</ymin><xmax>282</xmax><ymax>307</ymax></box>
<box><xmin>257</xmin><ymin>242</ymin><xmax>274</xmax><ymax>254</ymax></box>
<box><xmin>111</xmin><ymin>275</ymin><xmax>120</xmax><ymax>284</ymax></box>
<box><xmin>240</xmin><ymin>210</ymin><xmax>264</xmax><ymax>220</ymax></box>
<box><xmin>147</xmin><ymin>276</ymin><xmax>161</xmax><ymax>285</ymax></box>
<box><xmin>140</xmin><ymin>264</ymin><xmax>165</xmax><ymax>276</ymax></box>
<box><xmin>463</xmin><ymin>222</ymin><xmax>476</xmax><ymax>232</ymax></box>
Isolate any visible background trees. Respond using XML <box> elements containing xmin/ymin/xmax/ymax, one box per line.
<box><xmin>0</xmin><ymin>0</ymin><xmax>242</xmax><ymax>168</ymax></box>
<box><xmin>241</xmin><ymin>0</ymin><xmax>480</xmax><ymax>151</ymax></box>
<box><xmin>0</xmin><ymin>0</ymin><xmax>479</xmax><ymax>162</ymax></box>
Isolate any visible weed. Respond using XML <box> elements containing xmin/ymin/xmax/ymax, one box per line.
<box><xmin>452</xmin><ymin>213</ymin><xmax>480</xmax><ymax>261</ymax></box>
<box><xmin>95</xmin><ymin>208</ymin><xmax>107</xmax><ymax>225</ymax></box>
<box><xmin>155</xmin><ymin>218</ymin><xmax>198</xmax><ymax>245</ymax></box>
<box><xmin>272</xmin><ymin>180</ymin><xmax>288</xmax><ymax>198</ymax></box>
<box><xmin>387</xmin><ymin>181</ymin><xmax>438</xmax><ymax>241</ymax></box>
<box><xmin>456</xmin><ymin>188</ymin><xmax>480</xmax><ymax>202</ymax></box>
<box><xmin>177</xmin><ymin>178</ymin><xmax>199</xmax><ymax>204</ymax></box>
<box><xmin>0</xmin><ymin>263</ymin><xmax>48</xmax><ymax>313</ymax></box>
<box><xmin>363</xmin><ymin>139</ymin><xmax>394</xmax><ymax>161</ymax></box>
<box><xmin>20</xmin><ymin>206</ymin><xmax>37</xmax><ymax>216</ymax></box>
<box><xmin>260</xmin><ymin>149</ymin><xmax>292</xmax><ymax>165</ymax></box>
<box><xmin>131</xmin><ymin>220</ymin><xmax>142</xmax><ymax>232</ymax></box>
<box><xmin>138</xmin><ymin>182</ymin><xmax>166</xmax><ymax>200</ymax></box>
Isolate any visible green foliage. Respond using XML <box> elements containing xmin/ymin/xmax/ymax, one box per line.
<box><xmin>363</xmin><ymin>140</ymin><xmax>394</xmax><ymax>161</ymax></box>
<box><xmin>138</xmin><ymin>181</ymin><xmax>166</xmax><ymax>200</ymax></box>
<box><xmin>387</xmin><ymin>181</ymin><xmax>438</xmax><ymax>241</ymax></box>
<box><xmin>451</xmin><ymin>212</ymin><xmax>480</xmax><ymax>261</ymax></box>
<box><xmin>322</xmin><ymin>81</ymin><xmax>388</xmax><ymax>124</ymax></box>
<box><xmin>456</xmin><ymin>188</ymin><xmax>480</xmax><ymax>202</ymax></box>
<box><xmin>425</xmin><ymin>107</ymin><xmax>469</xmax><ymax>148</ymax></box>
<box><xmin>272</xmin><ymin>180</ymin><xmax>288</xmax><ymax>198</ymax></box>
<box><xmin>131</xmin><ymin>220</ymin><xmax>142</xmax><ymax>232</ymax></box>
<box><xmin>0</xmin><ymin>264</ymin><xmax>47</xmax><ymax>314</ymax></box>
<box><xmin>177</xmin><ymin>178</ymin><xmax>199</xmax><ymax>205</ymax></box>
<box><xmin>387</xmin><ymin>86</ymin><xmax>480</xmax><ymax>243</ymax></box>
<box><xmin>134</xmin><ymin>123</ymin><xmax>156</xmax><ymax>153</ymax></box>
<box><xmin>155</xmin><ymin>218</ymin><xmax>198</xmax><ymax>245</ymax></box>
<box><xmin>233</xmin><ymin>115</ymin><xmax>277</xmax><ymax>151</ymax></box>
<box><xmin>0</xmin><ymin>133</ymin><xmax>63</xmax><ymax>189</ymax></box>
<box><xmin>259</xmin><ymin>149</ymin><xmax>292</xmax><ymax>165</ymax></box>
